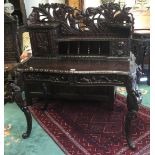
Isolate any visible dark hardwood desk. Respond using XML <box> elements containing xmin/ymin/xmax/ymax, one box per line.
<box><xmin>16</xmin><ymin>3</ymin><xmax>142</xmax><ymax>149</ymax></box>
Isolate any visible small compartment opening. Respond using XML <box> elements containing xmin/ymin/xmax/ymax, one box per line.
<box><xmin>58</xmin><ymin>41</ymin><xmax>110</xmax><ymax>56</ymax></box>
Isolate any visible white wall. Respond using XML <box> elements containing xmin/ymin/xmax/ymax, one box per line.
<box><xmin>84</xmin><ymin>0</ymin><xmax>101</xmax><ymax>10</ymax></box>
<box><xmin>49</xmin><ymin>0</ymin><xmax>65</xmax><ymax>3</ymax></box>
<box><xmin>24</xmin><ymin>0</ymin><xmax>39</xmax><ymax>17</ymax></box>
<box><xmin>24</xmin><ymin>0</ymin><xmax>65</xmax><ymax>17</ymax></box>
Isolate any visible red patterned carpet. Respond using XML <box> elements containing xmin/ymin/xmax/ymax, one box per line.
<box><xmin>29</xmin><ymin>95</ymin><xmax>150</xmax><ymax>155</ymax></box>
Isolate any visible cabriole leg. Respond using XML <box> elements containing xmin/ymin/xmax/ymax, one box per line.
<box><xmin>11</xmin><ymin>83</ymin><xmax>32</xmax><ymax>138</ymax></box>
<box><xmin>125</xmin><ymin>74</ymin><xmax>142</xmax><ymax>149</ymax></box>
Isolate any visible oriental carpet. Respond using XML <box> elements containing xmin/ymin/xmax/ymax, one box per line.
<box><xmin>29</xmin><ymin>94</ymin><xmax>150</xmax><ymax>155</ymax></box>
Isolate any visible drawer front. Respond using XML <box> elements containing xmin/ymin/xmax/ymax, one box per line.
<box><xmin>21</xmin><ymin>72</ymin><xmax>125</xmax><ymax>102</ymax></box>
<box><xmin>22</xmin><ymin>72</ymin><xmax>126</xmax><ymax>90</ymax></box>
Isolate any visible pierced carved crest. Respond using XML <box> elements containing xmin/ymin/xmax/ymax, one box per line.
<box><xmin>28</xmin><ymin>3</ymin><xmax>134</xmax><ymax>37</ymax></box>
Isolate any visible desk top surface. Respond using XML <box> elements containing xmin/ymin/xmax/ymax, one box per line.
<box><xmin>17</xmin><ymin>58</ymin><xmax>135</xmax><ymax>75</ymax></box>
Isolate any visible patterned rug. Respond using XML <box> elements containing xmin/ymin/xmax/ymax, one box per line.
<box><xmin>29</xmin><ymin>95</ymin><xmax>150</xmax><ymax>155</ymax></box>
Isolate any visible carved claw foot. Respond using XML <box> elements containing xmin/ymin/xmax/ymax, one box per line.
<box><xmin>20</xmin><ymin>106</ymin><xmax>32</xmax><ymax>139</ymax></box>
<box><xmin>127</xmin><ymin>140</ymin><xmax>136</xmax><ymax>150</ymax></box>
<box><xmin>22</xmin><ymin>133</ymin><xmax>30</xmax><ymax>139</ymax></box>
<box><xmin>18</xmin><ymin>107</ymin><xmax>32</xmax><ymax>139</ymax></box>
<box><xmin>125</xmin><ymin>111</ymin><xmax>137</xmax><ymax>150</ymax></box>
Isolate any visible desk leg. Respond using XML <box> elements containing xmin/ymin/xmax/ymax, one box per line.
<box><xmin>5</xmin><ymin>82</ymin><xmax>32</xmax><ymax>138</ymax></box>
<box><xmin>12</xmin><ymin>84</ymin><xmax>32</xmax><ymax>139</ymax></box>
<box><xmin>42</xmin><ymin>83</ymin><xmax>49</xmax><ymax>111</ymax></box>
<box><xmin>14</xmin><ymin>92</ymin><xmax>32</xmax><ymax>139</ymax></box>
<box><xmin>125</xmin><ymin>75</ymin><xmax>142</xmax><ymax>149</ymax></box>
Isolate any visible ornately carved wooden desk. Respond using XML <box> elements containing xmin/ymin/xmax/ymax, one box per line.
<box><xmin>16</xmin><ymin>3</ymin><xmax>142</xmax><ymax>149</ymax></box>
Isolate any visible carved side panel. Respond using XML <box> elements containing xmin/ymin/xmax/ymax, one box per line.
<box><xmin>29</xmin><ymin>28</ymin><xmax>59</xmax><ymax>57</ymax></box>
<box><xmin>110</xmin><ymin>39</ymin><xmax>130</xmax><ymax>57</ymax></box>
<box><xmin>30</xmin><ymin>31</ymin><xmax>49</xmax><ymax>57</ymax></box>
<box><xmin>49</xmin><ymin>28</ymin><xmax>59</xmax><ymax>56</ymax></box>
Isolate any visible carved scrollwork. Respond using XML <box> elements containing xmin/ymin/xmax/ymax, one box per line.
<box><xmin>23</xmin><ymin>73</ymin><xmax>70</xmax><ymax>83</ymax></box>
<box><xmin>111</xmin><ymin>40</ymin><xmax>130</xmax><ymax>56</ymax></box>
<box><xmin>23</xmin><ymin>72</ymin><xmax>125</xmax><ymax>85</ymax></box>
<box><xmin>28</xmin><ymin>3</ymin><xmax>134</xmax><ymax>36</ymax></box>
<box><xmin>71</xmin><ymin>74</ymin><xmax>124</xmax><ymax>84</ymax></box>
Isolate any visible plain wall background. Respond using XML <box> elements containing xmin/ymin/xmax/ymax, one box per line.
<box><xmin>24</xmin><ymin>0</ymin><xmax>65</xmax><ymax>17</ymax></box>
